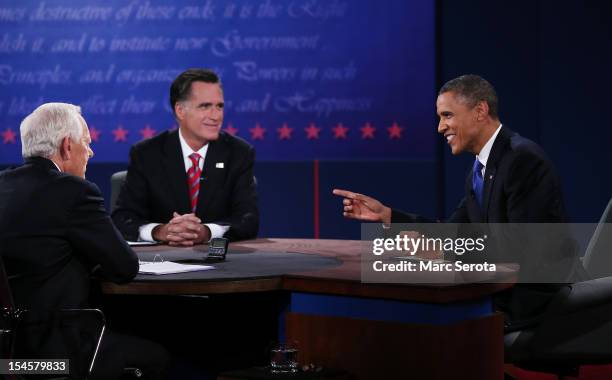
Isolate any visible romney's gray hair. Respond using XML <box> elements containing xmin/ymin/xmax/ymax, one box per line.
<box><xmin>20</xmin><ymin>102</ymin><xmax>84</xmax><ymax>159</ymax></box>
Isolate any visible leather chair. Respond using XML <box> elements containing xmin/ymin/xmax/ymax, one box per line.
<box><xmin>582</xmin><ymin>197</ymin><xmax>612</xmax><ymax>279</ymax></box>
<box><xmin>110</xmin><ymin>170</ymin><xmax>128</xmax><ymax>214</ymax></box>
<box><xmin>505</xmin><ymin>197</ymin><xmax>612</xmax><ymax>379</ymax></box>
<box><xmin>0</xmin><ymin>254</ymin><xmax>105</xmax><ymax>380</ymax></box>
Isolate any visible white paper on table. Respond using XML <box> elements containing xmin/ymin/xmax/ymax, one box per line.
<box><xmin>128</xmin><ymin>241</ymin><xmax>159</xmax><ymax>246</ymax></box>
<box><xmin>138</xmin><ymin>261</ymin><xmax>215</xmax><ymax>275</ymax></box>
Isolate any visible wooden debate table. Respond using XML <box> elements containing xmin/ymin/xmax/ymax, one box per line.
<box><xmin>102</xmin><ymin>238</ymin><xmax>515</xmax><ymax>380</ymax></box>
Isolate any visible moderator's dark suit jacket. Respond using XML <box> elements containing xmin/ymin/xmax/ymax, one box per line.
<box><xmin>391</xmin><ymin>126</ymin><xmax>581</xmax><ymax>328</ymax></box>
<box><xmin>0</xmin><ymin>157</ymin><xmax>138</xmax><ymax>312</ymax></box>
<box><xmin>112</xmin><ymin>129</ymin><xmax>259</xmax><ymax>242</ymax></box>
<box><xmin>0</xmin><ymin>157</ymin><xmax>139</xmax><ymax>376</ymax></box>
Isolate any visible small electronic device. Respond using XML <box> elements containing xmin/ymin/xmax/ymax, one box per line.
<box><xmin>206</xmin><ymin>237</ymin><xmax>229</xmax><ymax>262</ymax></box>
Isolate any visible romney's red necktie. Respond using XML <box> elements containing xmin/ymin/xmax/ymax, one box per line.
<box><xmin>187</xmin><ymin>153</ymin><xmax>202</xmax><ymax>212</ymax></box>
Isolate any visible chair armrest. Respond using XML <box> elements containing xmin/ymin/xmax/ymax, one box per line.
<box><xmin>549</xmin><ymin>277</ymin><xmax>612</xmax><ymax>315</ymax></box>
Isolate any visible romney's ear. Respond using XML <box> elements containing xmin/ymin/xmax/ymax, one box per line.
<box><xmin>174</xmin><ymin>102</ymin><xmax>186</xmax><ymax>122</ymax></box>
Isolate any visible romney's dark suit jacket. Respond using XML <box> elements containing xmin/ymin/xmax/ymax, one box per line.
<box><xmin>112</xmin><ymin>129</ymin><xmax>259</xmax><ymax>242</ymax></box>
<box><xmin>391</xmin><ymin>127</ymin><xmax>581</xmax><ymax>327</ymax></box>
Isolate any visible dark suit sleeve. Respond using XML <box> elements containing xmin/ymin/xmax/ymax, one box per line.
<box><xmin>391</xmin><ymin>197</ymin><xmax>469</xmax><ymax>223</ymax></box>
<box><xmin>112</xmin><ymin>147</ymin><xmax>151</xmax><ymax>241</ymax></box>
<box><xmin>446</xmin><ymin>197</ymin><xmax>470</xmax><ymax>222</ymax></box>
<box><xmin>222</xmin><ymin>145</ymin><xmax>259</xmax><ymax>241</ymax></box>
<box><xmin>391</xmin><ymin>209</ymin><xmax>434</xmax><ymax>223</ymax></box>
<box><xmin>68</xmin><ymin>180</ymin><xmax>138</xmax><ymax>283</ymax></box>
<box><xmin>504</xmin><ymin>149</ymin><xmax>566</xmax><ymax>223</ymax></box>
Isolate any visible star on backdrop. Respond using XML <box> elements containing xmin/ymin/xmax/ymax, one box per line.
<box><xmin>2</xmin><ymin>128</ymin><xmax>17</xmax><ymax>144</ymax></box>
<box><xmin>332</xmin><ymin>123</ymin><xmax>349</xmax><ymax>139</ymax></box>
<box><xmin>387</xmin><ymin>122</ymin><xmax>403</xmax><ymax>139</ymax></box>
<box><xmin>89</xmin><ymin>127</ymin><xmax>101</xmax><ymax>142</ymax></box>
<box><xmin>249</xmin><ymin>123</ymin><xmax>266</xmax><ymax>140</ymax></box>
<box><xmin>277</xmin><ymin>123</ymin><xmax>293</xmax><ymax>140</ymax></box>
<box><xmin>139</xmin><ymin>125</ymin><xmax>156</xmax><ymax>140</ymax></box>
<box><xmin>304</xmin><ymin>123</ymin><xmax>321</xmax><ymax>140</ymax></box>
<box><xmin>360</xmin><ymin>122</ymin><xmax>376</xmax><ymax>139</ymax></box>
<box><xmin>112</xmin><ymin>126</ymin><xmax>129</xmax><ymax>142</ymax></box>
<box><xmin>225</xmin><ymin>123</ymin><xmax>238</xmax><ymax>136</ymax></box>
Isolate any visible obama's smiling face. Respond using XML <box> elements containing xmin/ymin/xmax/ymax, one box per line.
<box><xmin>436</xmin><ymin>91</ymin><xmax>489</xmax><ymax>155</ymax></box>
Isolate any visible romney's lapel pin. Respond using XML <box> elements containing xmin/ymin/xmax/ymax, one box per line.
<box><xmin>216</xmin><ymin>162</ymin><xmax>224</xmax><ymax>169</ymax></box>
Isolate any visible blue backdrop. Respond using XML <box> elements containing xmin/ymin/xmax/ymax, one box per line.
<box><xmin>0</xmin><ymin>0</ymin><xmax>435</xmax><ymax>163</ymax></box>
<box><xmin>1</xmin><ymin>0</ymin><xmax>610</xmax><ymax>239</ymax></box>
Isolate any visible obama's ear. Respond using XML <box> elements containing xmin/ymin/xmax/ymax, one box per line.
<box><xmin>475</xmin><ymin>100</ymin><xmax>489</xmax><ymax>121</ymax></box>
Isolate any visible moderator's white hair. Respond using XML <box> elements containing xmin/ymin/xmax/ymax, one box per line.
<box><xmin>20</xmin><ymin>102</ymin><xmax>84</xmax><ymax>159</ymax></box>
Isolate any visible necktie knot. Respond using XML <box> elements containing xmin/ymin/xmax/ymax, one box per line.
<box><xmin>189</xmin><ymin>153</ymin><xmax>201</xmax><ymax>168</ymax></box>
<box><xmin>473</xmin><ymin>159</ymin><xmax>484</xmax><ymax>178</ymax></box>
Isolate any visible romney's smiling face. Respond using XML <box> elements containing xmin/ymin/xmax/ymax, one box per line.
<box><xmin>176</xmin><ymin>81</ymin><xmax>224</xmax><ymax>149</ymax></box>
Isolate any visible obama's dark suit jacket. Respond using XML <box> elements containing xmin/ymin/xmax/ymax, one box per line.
<box><xmin>392</xmin><ymin>127</ymin><xmax>582</xmax><ymax>328</ymax></box>
<box><xmin>394</xmin><ymin>127</ymin><xmax>566</xmax><ymax>225</ymax></box>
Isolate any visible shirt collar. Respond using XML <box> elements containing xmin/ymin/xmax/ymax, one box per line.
<box><xmin>476</xmin><ymin>124</ymin><xmax>502</xmax><ymax>168</ymax></box>
<box><xmin>26</xmin><ymin>156</ymin><xmax>62</xmax><ymax>172</ymax></box>
<box><xmin>178</xmin><ymin>128</ymin><xmax>209</xmax><ymax>170</ymax></box>
<box><xmin>50</xmin><ymin>159</ymin><xmax>62</xmax><ymax>172</ymax></box>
